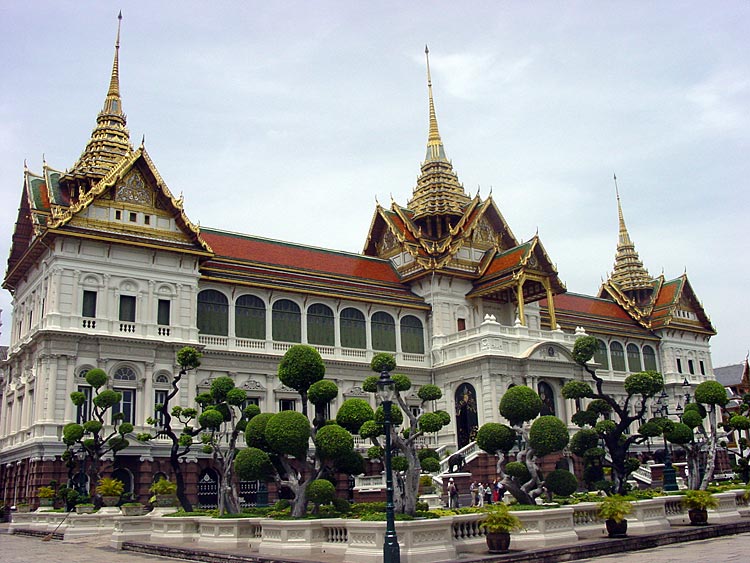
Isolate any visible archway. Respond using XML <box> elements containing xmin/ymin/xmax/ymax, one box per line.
<box><xmin>454</xmin><ymin>383</ymin><xmax>479</xmax><ymax>449</ymax></box>
<box><xmin>538</xmin><ymin>381</ymin><xmax>556</xmax><ymax>416</ymax></box>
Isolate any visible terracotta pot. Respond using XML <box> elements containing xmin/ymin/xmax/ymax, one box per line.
<box><xmin>485</xmin><ymin>531</ymin><xmax>511</xmax><ymax>553</ymax></box>
<box><xmin>605</xmin><ymin>518</ymin><xmax>628</xmax><ymax>538</ymax></box>
<box><xmin>688</xmin><ymin>508</ymin><xmax>708</xmax><ymax>525</ymax></box>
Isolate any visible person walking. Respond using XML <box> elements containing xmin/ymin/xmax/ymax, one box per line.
<box><xmin>448</xmin><ymin>478</ymin><xmax>459</xmax><ymax>508</ymax></box>
<box><xmin>477</xmin><ymin>483</ymin><xmax>485</xmax><ymax>507</ymax></box>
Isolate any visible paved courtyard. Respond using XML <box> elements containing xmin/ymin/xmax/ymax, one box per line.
<box><xmin>0</xmin><ymin>528</ymin><xmax>749</xmax><ymax>563</ymax></box>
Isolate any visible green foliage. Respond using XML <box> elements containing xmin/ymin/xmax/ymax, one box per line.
<box><xmin>149</xmin><ymin>478</ymin><xmax>177</xmax><ymax>495</ymax></box>
<box><xmin>391</xmin><ymin>373</ymin><xmax>411</xmax><ymax>392</ymax></box>
<box><xmin>278</xmin><ymin>345</ymin><xmax>325</xmax><ymax>392</ymax></box>
<box><xmin>370</xmin><ymin>353</ymin><xmax>397</xmax><ymax>373</ymax></box>
<box><xmin>226</xmin><ymin>388</ymin><xmax>247</xmax><ymax>406</ymax></box>
<box><xmin>119</xmin><ymin>422</ymin><xmax>134</xmax><ymax>434</ymax></box>
<box><xmin>729</xmin><ymin>415</ymin><xmax>750</xmax><ymax>431</ymax></box>
<box><xmin>597</xmin><ymin>495</ymin><xmax>632</xmax><ymax>523</ymax></box>
<box><xmin>360</xmin><ymin>420</ymin><xmax>383</xmax><ymax>440</ymax></box>
<box><xmin>479</xmin><ymin>504</ymin><xmax>523</xmax><ymax>533</ymax></box>
<box><xmin>308</xmin><ymin>379</ymin><xmax>338</xmax><ymax>405</ymax></box>
<box><xmin>417</xmin><ymin>384</ymin><xmax>442</xmax><ymax>401</ymax></box>
<box><xmin>97</xmin><ymin>477</ymin><xmax>125</xmax><ymax>496</ymax></box>
<box><xmin>569</xmin><ymin>428</ymin><xmax>600</xmax><ymax>457</ymax></box>
<box><xmin>315</xmin><ymin>424</ymin><xmax>353</xmax><ymax>460</ymax></box>
<box><xmin>336</xmin><ymin>398</ymin><xmax>374</xmax><ymax>433</ymax></box>
<box><xmin>83</xmin><ymin>420</ymin><xmax>103</xmax><ymax>434</ymax></box>
<box><xmin>683</xmin><ymin>490</ymin><xmax>719</xmax><ymax>509</ymax></box>
<box><xmin>93</xmin><ymin>389</ymin><xmax>122</xmax><ymax>409</ymax></box>
<box><xmin>243</xmin><ymin>404</ymin><xmax>261</xmax><ymax>420</ymax></box>
<box><xmin>70</xmin><ymin>391</ymin><xmax>87</xmax><ymax>407</ymax></box>
<box><xmin>38</xmin><ymin>486</ymin><xmax>55</xmax><ymax>498</ymax></box>
<box><xmin>684</xmin><ymin>402</ymin><xmax>707</xmax><ymax>418</ymax></box>
<box><xmin>584</xmin><ymin>447</ymin><xmax>606</xmax><ymax>461</ymax></box>
<box><xmin>588</xmin><ymin>399</ymin><xmax>613</xmax><ymax>415</ymax></box>
<box><xmin>195</xmin><ymin>392</ymin><xmax>213</xmax><ymax>407</ymax></box>
<box><xmin>307</xmin><ymin>479</ymin><xmax>336</xmax><ymax>506</ymax></box>
<box><xmin>562</xmin><ymin>380</ymin><xmax>594</xmax><ymax>400</ymax></box>
<box><xmin>362</xmin><ymin>375</ymin><xmax>379</xmax><ymax>393</ymax></box>
<box><xmin>623</xmin><ymin>371</ymin><xmax>663</xmax><ymax>397</ymax></box>
<box><xmin>332</xmin><ymin>497</ymin><xmax>351</xmax><ymax>513</ymax></box>
<box><xmin>499</xmin><ymin>385</ymin><xmax>542</xmax><ymax>426</ymax></box>
<box><xmin>374</xmin><ymin>405</ymin><xmax>403</xmax><ymax>427</ymax></box>
<box><xmin>477</xmin><ymin>422</ymin><xmax>517</xmax><ymax>454</ymax></box>
<box><xmin>210</xmin><ymin>376</ymin><xmax>235</xmax><ymax>403</ymax></box>
<box><xmin>529</xmin><ymin>416</ymin><xmax>569</xmax><ymax>456</ymax></box>
<box><xmin>505</xmin><ymin>461</ymin><xmax>531</xmax><ymax>483</ymax></box>
<box><xmin>665</xmin><ymin>422</ymin><xmax>694</xmax><ymax>445</ymax></box>
<box><xmin>638</xmin><ymin>421</ymin><xmax>662</xmax><ymax>438</ymax></box>
<box><xmin>545</xmin><ymin>469</ymin><xmax>578</xmax><ymax>496</ymax></box>
<box><xmin>265</xmin><ymin>410</ymin><xmax>311</xmax><ymax>458</ymax></box>
<box><xmin>245</xmin><ymin>412</ymin><xmax>274</xmax><ymax>449</ymax></box>
<box><xmin>63</xmin><ymin>423</ymin><xmax>84</xmax><ymax>445</ymax></box>
<box><xmin>572</xmin><ymin>336</ymin><xmax>598</xmax><ymax>365</ymax></box>
<box><xmin>199</xmin><ymin>408</ymin><xmax>225</xmax><ymax>429</ymax></box>
<box><xmin>176</xmin><ymin>346</ymin><xmax>202</xmax><ymax>369</ymax></box>
<box><xmin>595</xmin><ymin>420</ymin><xmax>616</xmax><ymax>435</ymax></box>
<box><xmin>367</xmin><ymin>445</ymin><xmax>384</xmax><ymax>459</ymax></box>
<box><xmin>694</xmin><ymin>380</ymin><xmax>729</xmax><ymax>406</ymax></box>
<box><xmin>421</xmin><ymin>457</ymin><xmax>440</xmax><ymax>472</ymax></box>
<box><xmin>434</xmin><ymin>410</ymin><xmax>451</xmax><ymax>426</ymax></box>
<box><xmin>234</xmin><ymin>447</ymin><xmax>274</xmax><ymax>481</ymax></box>
<box><xmin>392</xmin><ymin>455</ymin><xmax>408</xmax><ymax>472</ymax></box>
<box><xmin>571</xmin><ymin>410</ymin><xmax>599</xmax><ymax>427</ymax></box>
<box><xmin>84</xmin><ymin>368</ymin><xmax>108</xmax><ymax>389</ymax></box>
<box><xmin>624</xmin><ymin>457</ymin><xmax>641</xmax><ymax>475</ymax></box>
<box><xmin>335</xmin><ymin>449</ymin><xmax>365</xmax><ymax>475</ymax></box>
<box><xmin>418</xmin><ymin>448</ymin><xmax>439</xmax><ymax>461</ymax></box>
<box><xmin>418</xmin><ymin>411</ymin><xmax>444</xmax><ymax>433</ymax></box>
<box><xmin>108</xmin><ymin>436</ymin><xmax>129</xmax><ymax>452</ymax></box>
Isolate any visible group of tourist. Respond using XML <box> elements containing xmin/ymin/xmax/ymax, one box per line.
<box><xmin>447</xmin><ymin>478</ymin><xmax>506</xmax><ymax>508</ymax></box>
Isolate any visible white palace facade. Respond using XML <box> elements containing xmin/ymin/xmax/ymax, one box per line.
<box><xmin>0</xmin><ymin>25</ymin><xmax>716</xmax><ymax>506</ymax></box>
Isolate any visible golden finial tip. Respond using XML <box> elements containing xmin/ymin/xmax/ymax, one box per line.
<box><xmin>425</xmin><ymin>44</ymin><xmax>429</xmax><ymax>54</ymax></box>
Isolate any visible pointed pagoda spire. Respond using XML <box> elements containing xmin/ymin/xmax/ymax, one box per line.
<box><xmin>609</xmin><ymin>175</ymin><xmax>653</xmax><ymax>292</ymax></box>
<box><xmin>408</xmin><ymin>46</ymin><xmax>470</xmax><ymax>221</ymax></box>
<box><xmin>65</xmin><ymin>11</ymin><xmax>132</xmax><ymax>184</ymax></box>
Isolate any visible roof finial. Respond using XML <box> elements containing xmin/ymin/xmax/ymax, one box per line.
<box><xmin>424</xmin><ymin>45</ymin><xmax>446</xmax><ymax>161</ymax></box>
<box><xmin>141</xmin><ymin>134</ymin><xmax>145</xmax><ymax>147</ymax></box>
<box><xmin>108</xmin><ymin>11</ymin><xmax>123</xmax><ymax>98</ymax></box>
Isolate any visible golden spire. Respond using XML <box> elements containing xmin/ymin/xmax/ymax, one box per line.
<box><xmin>425</xmin><ymin>45</ymin><xmax>446</xmax><ymax>161</ymax></box>
<box><xmin>65</xmin><ymin>11</ymin><xmax>132</xmax><ymax>184</ymax></box>
<box><xmin>408</xmin><ymin>46</ymin><xmax>470</xmax><ymax>221</ymax></box>
<box><xmin>609</xmin><ymin>174</ymin><xmax>653</xmax><ymax>292</ymax></box>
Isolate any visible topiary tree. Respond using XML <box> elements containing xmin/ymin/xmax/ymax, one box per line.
<box><xmin>477</xmin><ymin>386</ymin><xmax>572</xmax><ymax>504</ymax></box>
<box><xmin>358</xmin><ymin>353</ymin><xmax>451</xmax><ymax>516</ymax></box>
<box><xmin>64</xmin><ymin>368</ymin><xmax>132</xmax><ymax>505</ymax></box>
<box><xmin>724</xmin><ymin>391</ymin><xmax>750</xmax><ymax>483</ymax></box>
<box><xmin>545</xmin><ymin>468</ymin><xmax>579</xmax><ymax>498</ymax></box>
<box><xmin>306</xmin><ymin>479</ymin><xmax>336</xmax><ymax>514</ymax></box>
<box><xmin>563</xmin><ymin>335</ymin><xmax>664</xmax><ymax>494</ymax></box>
<box><xmin>694</xmin><ymin>380</ymin><xmax>729</xmax><ymax>489</ymax></box>
<box><xmin>136</xmin><ymin>346</ymin><xmax>202</xmax><ymax>510</ymax></box>
<box><xmin>277</xmin><ymin>345</ymin><xmax>325</xmax><ymax>418</ymax></box>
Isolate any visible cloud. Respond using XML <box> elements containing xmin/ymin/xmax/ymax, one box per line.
<box><xmin>685</xmin><ymin>68</ymin><xmax>750</xmax><ymax>132</ymax></box>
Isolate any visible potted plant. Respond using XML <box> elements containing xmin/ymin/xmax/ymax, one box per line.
<box><xmin>75</xmin><ymin>502</ymin><xmax>95</xmax><ymax>514</ymax></box>
<box><xmin>149</xmin><ymin>477</ymin><xmax>178</xmax><ymax>507</ymax></box>
<box><xmin>121</xmin><ymin>502</ymin><xmax>144</xmax><ymax>516</ymax></box>
<box><xmin>97</xmin><ymin>477</ymin><xmax>125</xmax><ymax>506</ymax></box>
<box><xmin>38</xmin><ymin>486</ymin><xmax>56</xmax><ymax>508</ymax></box>
<box><xmin>16</xmin><ymin>502</ymin><xmax>31</xmax><ymax>513</ymax></box>
<box><xmin>419</xmin><ymin>475</ymin><xmax>435</xmax><ymax>495</ymax></box>
<box><xmin>682</xmin><ymin>490</ymin><xmax>718</xmax><ymax>525</ymax></box>
<box><xmin>597</xmin><ymin>495</ymin><xmax>632</xmax><ymax>538</ymax></box>
<box><xmin>479</xmin><ymin>504</ymin><xmax>524</xmax><ymax>553</ymax></box>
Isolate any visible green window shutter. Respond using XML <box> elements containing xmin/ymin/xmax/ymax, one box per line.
<box><xmin>340</xmin><ymin>308</ymin><xmax>366</xmax><ymax>349</ymax></box>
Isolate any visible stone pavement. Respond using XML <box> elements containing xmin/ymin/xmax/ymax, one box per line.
<box><xmin>2</xmin><ymin>520</ymin><xmax>749</xmax><ymax>563</ymax></box>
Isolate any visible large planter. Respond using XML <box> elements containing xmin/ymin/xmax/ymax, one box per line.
<box><xmin>76</xmin><ymin>505</ymin><xmax>95</xmax><ymax>514</ymax></box>
<box><xmin>16</xmin><ymin>504</ymin><xmax>31</xmax><ymax>513</ymax></box>
<box><xmin>101</xmin><ymin>496</ymin><xmax>120</xmax><ymax>507</ymax></box>
<box><xmin>688</xmin><ymin>508</ymin><xmax>708</xmax><ymax>525</ymax></box>
<box><xmin>155</xmin><ymin>494</ymin><xmax>178</xmax><ymax>507</ymax></box>
<box><xmin>121</xmin><ymin>504</ymin><xmax>144</xmax><ymax>516</ymax></box>
<box><xmin>605</xmin><ymin>518</ymin><xmax>627</xmax><ymax>538</ymax></box>
<box><xmin>485</xmin><ymin>531</ymin><xmax>511</xmax><ymax>553</ymax></box>
<box><xmin>38</xmin><ymin>498</ymin><xmax>54</xmax><ymax>508</ymax></box>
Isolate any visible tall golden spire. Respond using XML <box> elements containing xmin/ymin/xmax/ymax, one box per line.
<box><xmin>609</xmin><ymin>175</ymin><xmax>653</xmax><ymax>292</ymax></box>
<box><xmin>65</xmin><ymin>11</ymin><xmax>132</xmax><ymax>184</ymax></box>
<box><xmin>408</xmin><ymin>46</ymin><xmax>469</xmax><ymax>221</ymax></box>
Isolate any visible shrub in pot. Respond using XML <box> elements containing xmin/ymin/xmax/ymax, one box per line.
<box><xmin>97</xmin><ymin>477</ymin><xmax>125</xmax><ymax>506</ymax></box>
<box><xmin>597</xmin><ymin>495</ymin><xmax>632</xmax><ymax>538</ymax></box>
<box><xmin>121</xmin><ymin>502</ymin><xmax>144</xmax><ymax>516</ymax></box>
<box><xmin>479</xmin><ymin>505</ymin><xmax>523</xmax><ymax>553</ymax></box>
<box><xmin>149</xmin><ymin>478</ymin><xmax>178</xmax><ymax>506</ymax></box>
<box><xmin>682</xmin><ymin>490</ymin><xmax>718</xmax><ymax>525</ymax></box>
<box><xmin>38</xmin><ymin>486</ymin><xmax>56</xmax><ymax>507</ymax></box>
<box><xmin>76</xmin><ymin>503</ymin><xmax>95</xmax><ymax>514</ymax></box>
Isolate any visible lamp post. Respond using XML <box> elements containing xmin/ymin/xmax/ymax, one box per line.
<box><xmin>376</xmin><ymin>369</ymin><xmax>401</xmax><ymax>563</ymax></box>
<box><xmin>655</xmin><ymin>391</ymin><xmax>679</xmax><ymax>492</ymax></box>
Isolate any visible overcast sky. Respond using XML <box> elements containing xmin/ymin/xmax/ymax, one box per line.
<box><xmin>0</xmin><ymin>1</ymin><xmax>747</xmax><ymax>368</ymax></box>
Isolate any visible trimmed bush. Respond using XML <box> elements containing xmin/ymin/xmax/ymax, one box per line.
<box><xmin>176</xmin><ymin>346</ymin><xmax>202</xmax><ymax>369</ymax></box>
<box><xmin>210</xmin><ymin>376</ymin><xmax>236</xmax><ymax>403</ymax></box>
<box><xmin>562</xmin><ymin>380</ymin><xmax>595</xmax><ymax>399</ymax></box>
<box><xmin>569</xmin><ymin>428</ymin><xmax>600</xmax><ymax>456</ymax></box>
<box><xmin>418</xmin><ymin>412</ymin><xmax>443</xmax><ymax>433</ymax></box>
<box><xmin>695</xmin><ymin>380</ymin><xmax>729</xmax><ymax>406</ymax></box>
<box><xmin>417</xmin><ymin>384</ymin><xmax>442</xmax><ymax>401</ymax></box>
<box><xmin>505</xmin><ymin>461</ymin><xmax>531</xmax><ymax>483</ymax></box>
<box><xmin>370</xmin><ymin>353</ymin><xmax>397</xmax><ymax>373</ymax></box>
<box><xmin>477</xmin><ymin>422</ymin><xmax>516</xmax><ymax>454</ymax></box>
<box><xmin>499</xmin><ymin>386</ymin><xmax>542</xmax><ymax>426</ymax></box>
<box><xmin>545</xmin><ymin>469</ymin><xmax>578</xmax><ymax>496</ymax></box>
<box><xmin>235</xmin><ymin>447</ymin><xmax>274</xmax><ymax>481</ymax></box>
<box><xmin>307</xmin><ymin>479</ymin><xmax>336</xmax><ymax>506</ymax></box>
<box><xmin>315</xmin><ymin>424</ymin><xmax>354</xmax><ymax>460</ymax></box>
<box><xmin>265</xmin><ymin>410</ymin><xmax>311</xmax><ymax>458</ymax></box>
<box><xmin>529</xmin><ymin>416</ymin><xmax>569</xmax><ymax>456</ymax></box>
<box><xmin>308</xmin><ymin>380</ymin><xmax>338</xmax><ymax>405</ymax></box>
<box><xmin>85</xmin><ymin>368</ymin><xmax>108</xmax><ymax>389</ymax></box>
<box><xmin>245</xmin><ymin>412</ymin><xmax>273</xmax><ymax>449</ymax></box>
<box><xmin>336</xmin><ymin>398</ymin><xmax>374</xmax><ymax>434</ymax></box>
<box><xmin>278</xmin><ymin>345</ymin><xmax>325</xmax><ymax>392</ymax></box>
<box><xmin>623</xmin><ymin>371</ymin><xmax>663</xmax><ymax>397</ymax></box>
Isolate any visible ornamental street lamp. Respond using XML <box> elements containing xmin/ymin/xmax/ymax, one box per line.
<box><xmin>655</xmin><ymin>391</ymin><xmax>679</xmax><ymax>492</ymax></box>
<box><xmin>376</xmin><ymin>369</ymin><xmax>401</xmax><ymax>563</ymax></box>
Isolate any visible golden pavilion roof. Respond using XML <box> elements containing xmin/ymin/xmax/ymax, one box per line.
<box><xmin>608</xmin><ymin>182</ymin><xmax>653</xmax><ymax>292</ymax></box>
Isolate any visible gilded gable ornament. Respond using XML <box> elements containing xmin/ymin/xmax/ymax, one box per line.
<box><xmin>473</xmin><ymin>217</ymin><xmax>494</xmax><ymax>244</ymax></box>
<box><xmin>377</xmin><ymin>228</ymin><xmax>399</xmax><ymax>255</ymax></box>
<box><xmin>116</xmin><ymin>170</ymin><xmax>152</xmax><ymax>206</ymax></box>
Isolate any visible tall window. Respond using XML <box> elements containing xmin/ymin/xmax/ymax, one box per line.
<box><xmin>688</xmin><ymin>359</ymin><xmax>695</xmax><ymax>374</ymax></box>
<box><xmin>627</xmin><ymin>344</ymin><xmax>642</xmax><ymax>372</ymax></box>
<box><xmin>340</xmin><ymin>308</ymin><xmax>366</xmax><ymax>349</ymax></box>
<box><xmin>82</xmin><ymin>290</ymin><xmax>97</xmax><ymax>318</ymax></box>
<box><xmin>272</xmin><ymin>299</ymin><xmax>301</xmax><ymax>343</ymax></box>
<box><xmin>236</xmin><ymin>295</ymin><xmax>265</xmax><ymax>339</ymax></box>
<box><xmin>699</xmin><ymin>360</ymin><xmax>706</xmax><ymax>376</ymax></box>
<box><xmin>154</xmin><ymin>389</ymin><xmax>169</xmax><ymax>425</ymax></box>
<box><xmin>197</xmin><ymin>289</ymin><xmax>229</xmax><ymax>336</ymax></box>
<box><xmin>76</xmin><ymin>385</ymin><xmax>93</xmax><ymax>424</ymax></box>
<box><xmin>113</xmin><ymin>389</ymin><xmax>135</xmax><ymax>424</ymax></box>
<box><xmin>279</xmin><ymin>399</ymin><xmax>297</xmax><ymax>412</ymax></box>
<box><xmin>371</xmin><ymin>312</ymin><xmax>396</xmax><ymax>351</ymax></box>
<box><xmin>307</xmin><ymin>304</ymin><xmax>334</xmax><ymax>346</ymax></box>
<box><xmin>594</xmin><ymin>339</ymin><xmax>609</xmax><ymax>369</ymax></box>
<box><xmin>400</xmin><ymin>315</ymin><xmax>424</xmax><ymax>354</ymax></box>
<box><xmin>676</xmin><ymin>358</ymin><xmax>683</xmax><ymax>373</ymax></box>
<box><xmin>157</xmin><ymin>299</ymin><xmax>171</xmax><ymax>326</ymax></box>
<box><xmin>643</xmin><ymin>345</ymin><xmax>657</xmax><ymax>371</ymax></box>
<box><xmin>119</xmin><ymin>295</ymin><xmax>136</xmax><ymax>322</ymax></box>
<box><xmin>610</xmin><ymin>342</ymin><xmax>626</xmax><ymax>371</ymax></box>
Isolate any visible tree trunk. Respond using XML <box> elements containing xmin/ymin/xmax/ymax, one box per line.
<box><xmin>700</xmin><ymin>407</ymin><xmax>719</xmax><ymax>490</ymax></box>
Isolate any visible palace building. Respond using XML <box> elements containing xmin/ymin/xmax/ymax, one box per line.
<box><xmin>0</xmin><ymin>22</ymin><xmax>716</xmax><ymax>507</ymax></box>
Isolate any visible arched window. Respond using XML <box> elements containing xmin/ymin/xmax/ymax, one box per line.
<box><xmin>643</xmin><ymin>345</ymin><xmax>657</xmax><ymax>371</ymax></box>
<box><xmin>114</xmin><ymin>366</ymin><xmax>137</xmax><ymax>381</ymax></box>
<box><xmin>610</xmin><ymin>342</ymin><xmax>626</xmax><ymax>372</ymax></box>
<box><xmin>272</xmin><ymin>299</ymin><xmax>301</xmax><ymax>343</ymax></box>
<box><xmin>307</xmin><ymin>304</ymin><xmax>334</xmax><ymax>346</ymax></box>
<box><xmin>400</xmin><ymin>315</ymin><xmax>424</xmax><ymax>354</ymax></box>
<box><xmin>538</xmin><ymin>381</ymin><xmax>556</xmax><ymax>416</ymax></box>
<box><xmin>594</xmin><ymin>339</ymin><xmax>609</xmax><ymax>369</ymax></box>
<box><xmin>197</xmin><ymin>289</ymin><xmax>228</xmax><ymax>336</ymax></box>
<box><xmin>340</xmin><ymin>307</ymin><xmax>366</xmax><ymax>349</ymax></box>
<box><xmin>235</xmin><ymin>295</ymin><xmax>266</xmax><ymax>340</ymax></box>
<box><xmin>371</xmin><ymin>312</ymin><xmax>396</xmax><ymax>351</ymax></box>
<box><xmin>627</xmin><ymin>344</ymin><xmax>642</xmax><ymax>372</ymax></box>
